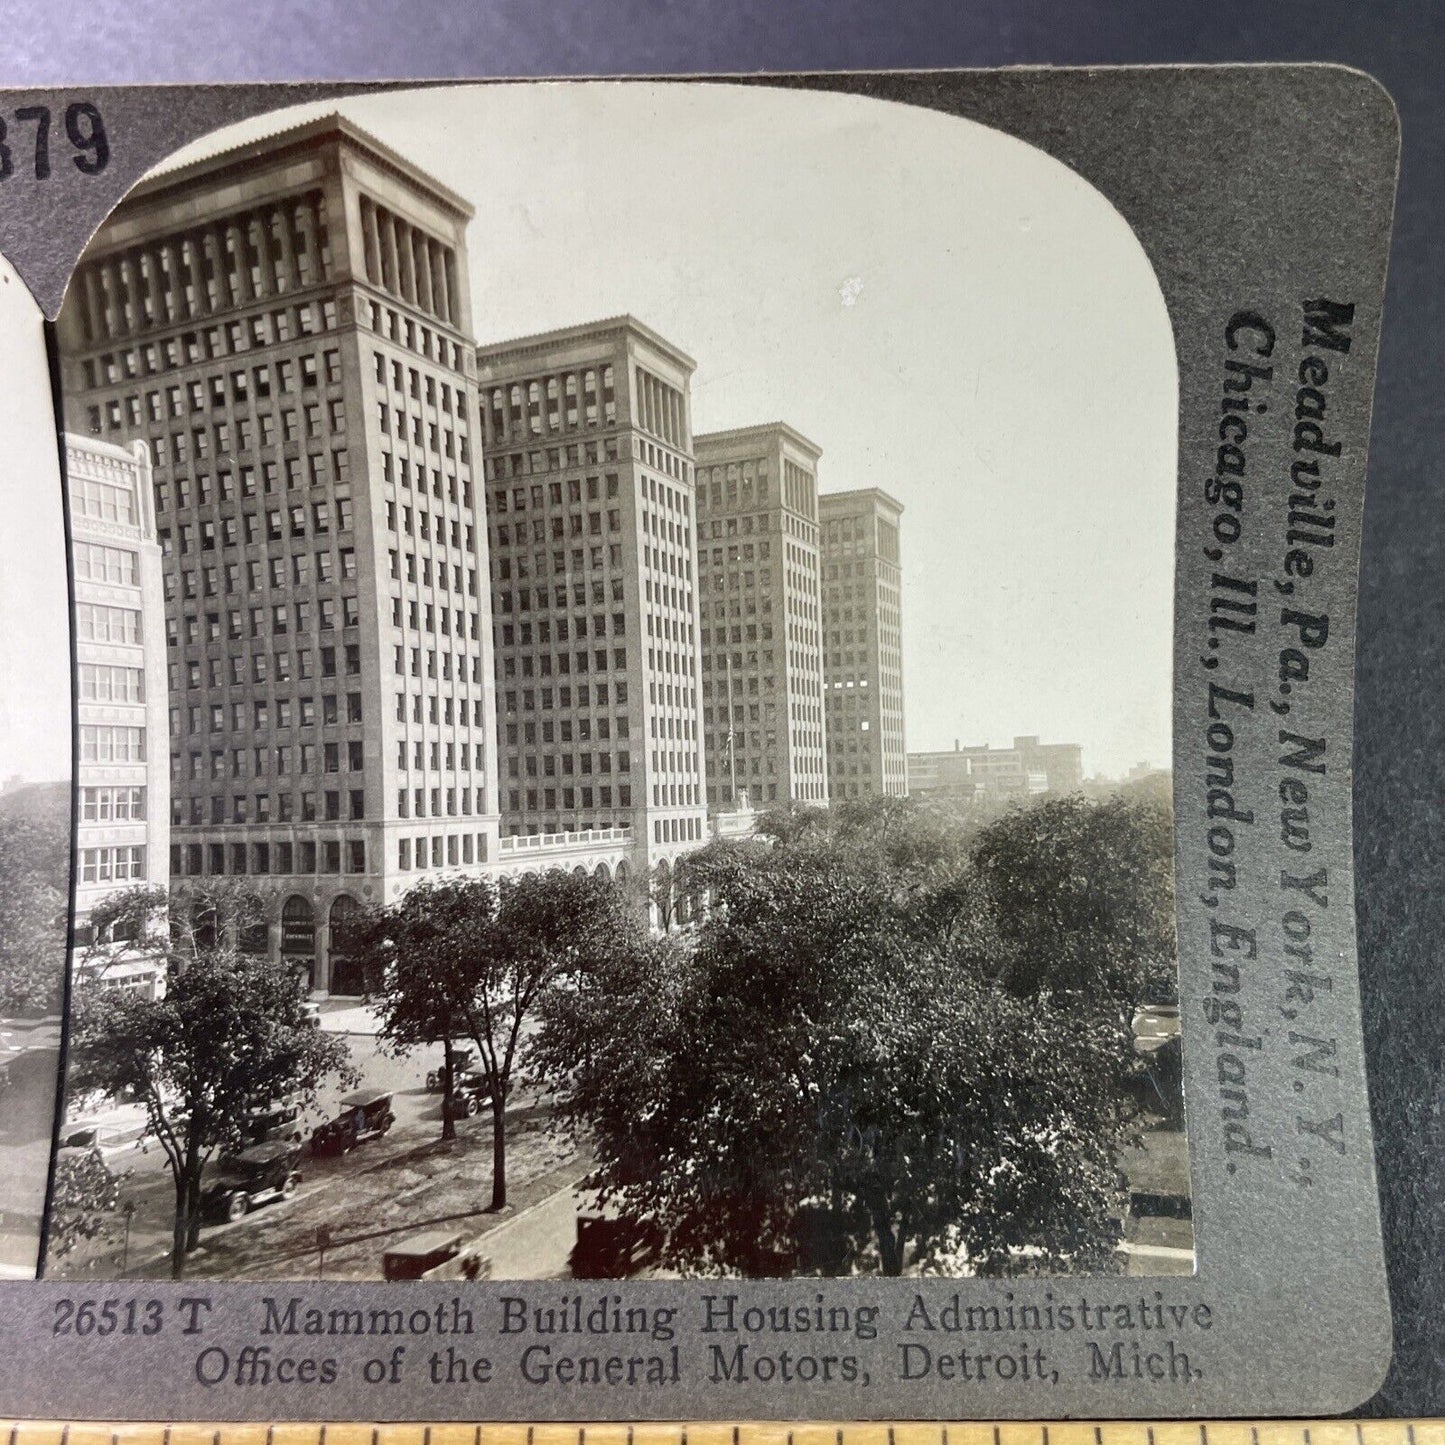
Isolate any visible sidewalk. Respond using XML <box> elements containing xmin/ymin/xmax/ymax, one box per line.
<box><xmin>318</xmin><ymin>999</ymin><xmax>384</xmax><ymax>1035</ymax></box>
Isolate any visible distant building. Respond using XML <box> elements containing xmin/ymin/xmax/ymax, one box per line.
<box><xmin>476</xmin><ymin>316</ymin><xmax>709</xmax><ymax>869</ymax></box>
<box><xmin>820</xmin><ymin>489</ymin><xmax>906</xmax><ymax>798</ymax></box>
<box><xmin>908</xmin><ymin>735</ymin><xmax>1084</xmax><ymax>800</ymax></box>
<box><xmin>694</xmin><ymin>423</ymin><xmax>827</xmax><ymax>809</ymax></box>
<box><xmin>67</xmin><ymin>433</ymin><xmax>169</xmax><ymax>993</ymax></box>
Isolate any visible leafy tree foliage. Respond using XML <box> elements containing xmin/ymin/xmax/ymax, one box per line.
<box><xmin>334</xmin><ymin>877</ymin><xmax>489</xmax><ymax>1143</ymax></box>
<box><xmin>0</xmin><ymin>788</ymin><xmax>70</xmax><ymax>1015</ymax></box>
<box><xmin>538</xmin><ymin>788</ymin><xmax>1174</xmax><ymax>1277</ymax></box>
<box><xmin>45</xmin><ymin>1149</ymin><xmax>125</xmax><ymax>1265</ymax></box>
<box><xmin>67</xmin><ymin>888</ymin><xmax>354</xmax><ymax>1278</ymax></box>
<box><xmin>335</xmin><ymin>871</ymin><xmax>643</xmax><ymax>1208</ymax></box>
<box><xmin>970</xmin><ymin>791</ymin><xmax>1177</xmax><ymax>1004</ymax></box>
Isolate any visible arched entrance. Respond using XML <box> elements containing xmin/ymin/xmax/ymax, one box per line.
<box><xmin>280</xmin><ymin>894</ymin><xmax>316</xmax><ymax>991</ymax></box>
<box><xmin>327</xmin><ymin>895</ymin><xmax>365</xmax><ymax>996</ymax></box>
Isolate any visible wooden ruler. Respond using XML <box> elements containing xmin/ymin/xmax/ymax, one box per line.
<box><xmin>2</xmin><ymin>1423</ymin><xmax>1442</xmax><ymax>1445</ymax></box>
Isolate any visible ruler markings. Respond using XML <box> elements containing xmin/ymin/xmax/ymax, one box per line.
<box><xmin>0</xmin><ymin>1426</ymin><xmax>1437</xmax><ymax>1445</ymax></box>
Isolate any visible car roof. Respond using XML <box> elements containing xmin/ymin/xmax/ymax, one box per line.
<box><xmin>340</xmin><ymin>1089</ymin><xmax>393</xmax><ymax>1108</ymax></box>
<box><xmin>229</xmin><ymin>1141</ymin><xmax>300</xmax><ymax>1166</ymax></box>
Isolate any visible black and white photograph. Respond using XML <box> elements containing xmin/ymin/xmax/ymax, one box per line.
<box><xmin>2</xmin><ymin>82</ymin><xmax>1188</xmax><ymax>1285</ymax></box>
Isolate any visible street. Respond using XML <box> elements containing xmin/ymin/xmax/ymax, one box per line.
<box><xmin>0</xmin><ymin>1015</ymin><xmax>61</xmax><ymax>1278</ymax></box>
<box><xmin>49</xmin><ymin>1007</ymin><xmax>587</xmax><ymax>1282</ymax></box>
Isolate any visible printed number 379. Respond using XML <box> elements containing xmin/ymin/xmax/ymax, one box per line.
<box><xmin>0</xmin><ymin>103</ymin><xmax>109</xmax><ymax>179</ymax></box>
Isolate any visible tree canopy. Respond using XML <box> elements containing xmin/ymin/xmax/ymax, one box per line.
<box><xmin>66</xmin><ymin>887</ymin><xmax>354</xmax><ymax>1277</ymax></box>
<box><xmin>537</xmin><ymin>787</ymin><xmax>1175</xmax><ymax>1277</ymax></box>
<box><xmin>334</xmin><ymin>869</ymin><xmax>644</xmax><ymax>1208</ymax></box>
<box><xmin>0</xmin><ymin>786</ymin><xmax>70</xmax><ymax>1016</ymax></box>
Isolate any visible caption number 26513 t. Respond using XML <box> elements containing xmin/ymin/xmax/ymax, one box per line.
<box><xmin>0</xmin><ymin>102</ymin><xmax>109</xmax><ymax>179</ymax></box>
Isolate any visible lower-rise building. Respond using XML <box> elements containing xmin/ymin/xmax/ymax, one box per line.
<box><xmin>68</xmin><ymin>434</ymin><xmax>170</xmax><ymax>995</ymax></box>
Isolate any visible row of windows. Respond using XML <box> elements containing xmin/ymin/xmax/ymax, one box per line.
<box><xmin>79</xmin><ymin>299</ymin><xmax>339</xmax><ymax>388</ymax></box>
<box><xmin>482</xmin><ymin>436</ymin><xmax>621</xmax><ymax>483</ymax></box>
<box><xmin>482</xmin><ymin>368</ymin><xmax>617</xmax><ymax>444</ymax></box>
<box><xmin>397</xmin><ymin>831</ymin><xmax>490</xmax><ymax>871</ymax></box>
<box><xmin>78</xmin><ymin>845</ymin><xmax>146</xmax><ymax>884</ymax></box>
<box><xmin>74</xmin><ymin>540</ymin><xmax>141</xmax><ymax>586</ymax></box>
<box><xmin>395</xmin><ymin>785</ymin><xmax>485</xmax><ymax>819</ymax></box>
<box><xmin>174</xmin><ymin>789</ymin><xmax>366</xmax><ymax>825</ymax></box>
<box><xmin>80</xmin><ymin>725</ymin><xmax>145</xmax><ymax>762</ymax></box>
<box><xmin>394</xmin><ymin>691</ymin><xmax>488</xmax><ymax>729</ymax></box>
<box><xmin>175</xmin><ymin>740</ymin><xmax>362</xmax><ymax>777</ymax></box>
<box><xmin>173</xmin><ymin>837</ymin><xmax>366</xmax><ymax>879</ymax></box>
<box><xmin>653</xmin><ymin>815</ymin><xmax>703</xmax><ymax>845</ymax></box>
<box><xmin>391</xmin><ymin>644</ymin><xmax>485</xmax><ymax>684</ymax></box>
<box><xmin>503</xmin><ymin>750</ymin><xmax>631</xmax><ymax>779</ymax></box>
<box><xmin>373</xmin><ymin>351</ymin><xmax>468</xmax><ymax>417</ymax></box>
<box><xmin>72</xmin><ymin>476</ymin><xmax>140</xmax><ymax>526</ymax></box>
<box><xmin>162</xmin><ymin>497</ymin><xmax>353</xmax><ymax>553</ymax></box>
<box><xmin>79</xmin><ymin>663</ymin><xmax>146</xmax><ymax>703</ymax></box>
<box><xmin>175</xmin><ymin>690</ymin><xmax>361</xmax><ymax>730</ymax></box>
<box><xmin>171</xmin><ymin>551</ymin><xmax>357</xmax><ymax>604</ymax></box>
<box><xmin>73</xmin><ymin>193</ymin><xmax>333</xmax><ymax>347</ymax></box>
<box><xmin>506</xmin><ymin>785</ymin><xmax>633</xmax><ymax>815</ymax></box>
<box><xmin>79</xmin><ymin>786</ymin><xmax>146</xmax><ymax>821</ymax></box>
<box><xmin>396</xmin><ymin>740</ymin><xmax>483</xmax><ymax>772</ymax></box>
<box><xmin>154</xmin><ymin>450</ymin><xmax>347</xmax><ymax>512</ymax></box>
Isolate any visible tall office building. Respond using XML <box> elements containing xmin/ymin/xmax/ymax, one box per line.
<box><xmin>694</xmin><ymin>424</ymin><xmax>827</xmax><ymax>808</ymax></box>
<box><xmin>819</xmin><ymin>488</ymin><xmax>907</xmax><ymax>799</ymax></box>
<box><xmin>55</xmin><ymin>115</ymin><xmax>500</xmax><ymax>993</ymax></box>
<box><xmin>68</xmin><ymin>433</ymin><xmax>170</xmax><ymax>989</ymax></box>
<box><xmin>476</xmin><ymin>317</ymin><xmax>709</xmax><ymax>865</ymax></box>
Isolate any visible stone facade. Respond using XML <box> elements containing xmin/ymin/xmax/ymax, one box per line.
<box><xmin>476</xmin><ymin>316</ymin><xmax>708</xmax><ymax>871</ymax></box>
<box><xmin>694</xmin><ymin>423</ymin><xmax>828</xmax><ymax>809</ymax></box>
<box><xmin>68</xmin><ymin>432</ymin><xmax>170</xmax><ymax>987</ymax></box>
<box><xmin>819</xmin><ymin>488</ymin><xmax>907</xmax><ymax>798</ymax></box>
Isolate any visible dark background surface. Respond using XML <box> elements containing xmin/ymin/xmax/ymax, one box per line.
<box><xmin>1</xmin><ymin>0</ymin><xmax>1441</xmax><ymax>1419</ymax></box>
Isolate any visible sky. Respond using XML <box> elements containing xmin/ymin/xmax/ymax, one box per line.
<box><xmin>1</xmin><ymin>81</ymin><xmax>1176</xmax><ymax>784</ymax></box>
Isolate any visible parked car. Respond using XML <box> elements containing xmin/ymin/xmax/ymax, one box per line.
<box><xmin>447</xmin><ymin>1068</ymin><xmax>514</xmax><ymax>1118</ymax></box>
<box><xmin>310</xmin><ymin>1089</ymin><xmax>395</xmax><ymax>1155</ymax></box>
<box><xmin>56</xmin><ymin>1118</ymin><xmax>147</xmax><ymax>1165</ymax></box>
<box><xmin>299</xmin><ymin>1001</ymin><xmax>322</xmax><ymax>1028</ymax></box>
<box><xmin>243</xmin><ymin>1094</ymin><xmax>304</xmax><ymax>1147</ymax></box>
<box><xmin>446</xmin><ymin>1067</ymin><xmax>494</xmax><ymax>1118</ymax></box>
<box><xmin>381</xmin><ymin>1228</ymin><xmax>492</xmax><ymax>1281</ymax></box>
<box><xmin>201</xmin><ymin>1142</ymin><xmax>302</xmax><ymax>1223</ymax></box>
<box><xmin>426</xmin><ymin>1043</ymin><xmax>477</xmax><ymax>1093</ymax></box>
<box><xmin>570</xmin><ymin>1211</ymin><xmax>663</xmax><ymax>1279</ymax></box>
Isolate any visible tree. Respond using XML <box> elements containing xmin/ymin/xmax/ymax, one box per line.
<box><xmin>335</xmin><ymin>870</ymin><xmax>642</xmax><ymax>1209</ymax></box>
<box><xmin>969</xmin><ymin>791</ymin><xmax>1176</xmax><ymax>1006</ymax></box>
<box><xmin>331</xmin><ymin>877</ymin><xmax>486</xmax><ymax>1143</ymax></box>
<box><xmin>453</xmin><ymin>870</ymin><xmax>644</xmax><ymax>1210</ymax></box>
<box><xmin>68</xmin><ymin>912</ymin><xmax>355</xmax><ymax>1277</ymax></box>
<box><xmin>0</xmin><ymin>787</ymin><xmax>70</xmax><ymax>1015</ymax></box>
<box><xmin>537</xmin><ymin>789</ymin><xmax>1177</xmax><ymax>1278</ymax></box>
<box><xmin>83</xmin><ymin>878</ymin><xmax>270</xmax><ymax>977</ymax></box>
<box><xmin>46</xmin><ymin>1150</ymin><xmax>125</xmax><ymax>1265</ymax></box>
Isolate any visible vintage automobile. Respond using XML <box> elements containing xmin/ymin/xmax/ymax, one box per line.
<box><xmin>381</xmin><ymin>1228</ymin><xmax>492</xmax><ymax>1281</ymax></box>
<box><xmin>201</xmin><ymin>1142</ymin><xmax>302</xmax><ymax>1223</ymax></box>
<box><xmin>310</xmin><ymin>1089</ymin><xmax>396</xmax><ymax>1156</ymax></box>
<box><xmin>243</xmin><ymin>1094</ymin><xmax>304</xmax><ymax>1147</ymax></box>
<box><xmin>446</xmin><ymin>1067</ymin><xmax>495</xmax><ymax>1118</ymax></box>
<box><xmin>56</xmin><ymin>1116</ymin><xmax>147</xmax><ymax>1165</ymax></box>
<box><xmin>425</xmin><ymin>1043</ymin><xmax>477</xmax><ymax>1094</ymax></box>
<box><xmin>570</xmin><ymin>1210</ymin><xmax>663</xmax><ymax>1279</ymax></box>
